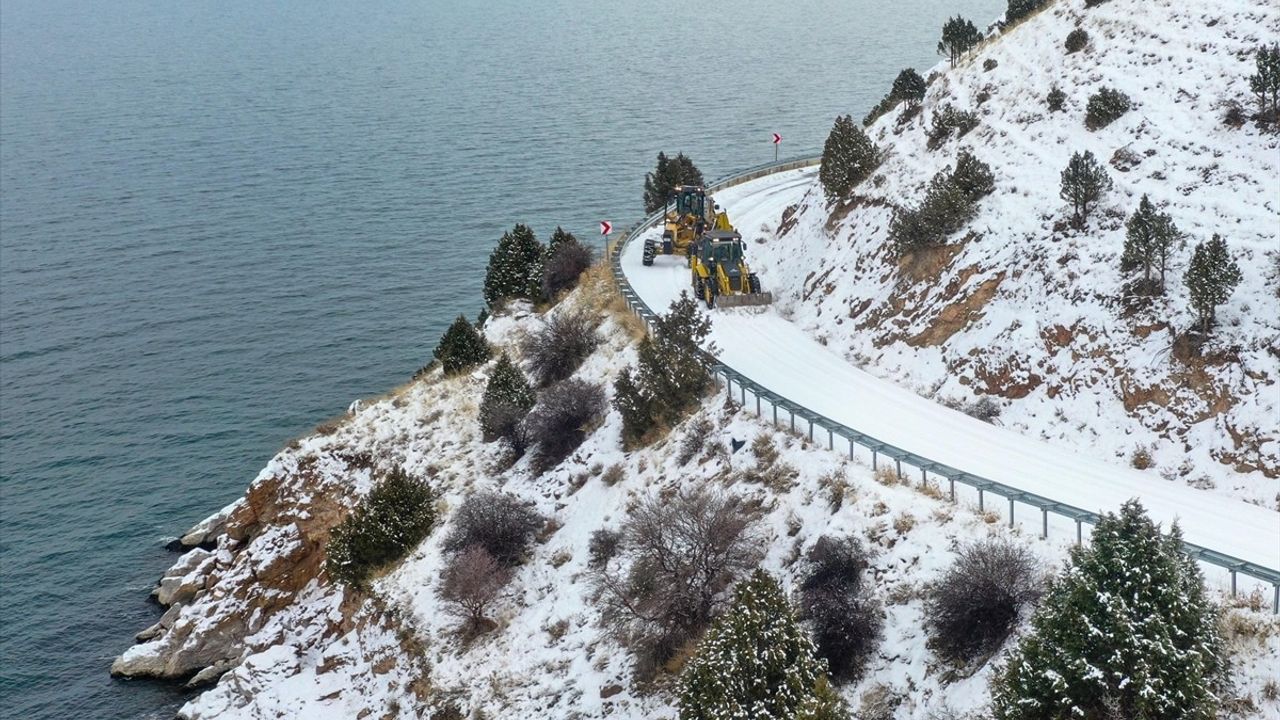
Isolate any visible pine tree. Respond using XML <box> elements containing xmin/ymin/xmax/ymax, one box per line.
<box><xmin>678</xmin><ymin>571</ymin><xmax>849</xmax><ymax>720</ymax></box>
<box><xmin>483</xmin><ymin>224</ymin><xmax>546</xmax><ymax>307</ymax></box>
<box><xmin>1085</xmin><ymin>87</ymin><xmax>1132</xmax><ymax>131</ymax></box>
<box><xmin>1046</xmin><ymin>84</ymin><xmax>1066</xmax><ymax>112</ymax></box>
<box><xmin>1184</xmin><ymin>234</ymin><xmax>1242</xmax><ymax>333</ymax></box>
<box><xmin>951</xmin><ymin>150</ymin><xmax>995</xmax><ymax>201</ymax></box>
<box><xmin>433</xmin><ymin>315</ymin><xmax>490</xmax><ymax>375</ymax></box>
<box><xmin>1249</xmin><ymin>44</ymin><xmax>1280</xmax><ymax>118</ymax></box>
<box><xmin>326</xmin><ymin>467</ymin><xmax>438</xmax><ymax>587</ymax></box>
<box><xmin>890</xmin><ymin>68</ymin><xmax>927</xmax><ymax>107</ymax></box>
<box><xmin>820</xmin><ymin>115</ymin><xmax>881</xmax><ymax>201</ymax></box>
<box><xmin>1121</xmin><ymin>195</ymin><xmax>1181</xmax><ymax>295</ymax></box>
<box><xmin>990</xmin><ymin>500</ymin><xmax>1228</xmax><ymax>720</ymax></box>
<box><xmin>1059</xmin><ymin>151</ymin><xmax>1112</xmax><ymax>228</ymax></box>
<box><xmin>547</xmin><ymin>226</ymin><xmax>576</xmax><ymax>253</ymax></box>
<box><xmin>644</xmin><ymin>152</ymin><xmax>705</xmax><ymax>214</ymax></box>
<box><xmin>478</xmin><ymin>353</ymin><xmax>535</xmax><ymax>444</ymax></box>
<box><xmin>1006</xmin><ymin>0</ymin><xmax>1047</xmax><ymax>24</ymax></box>
<box><xmin>938</xmin><ymin>16</ymin><xmax>981</xmax><ymax>67</ymax></box>
<box><xmin>613</xmin><ymin>293</ymin><xmax>714</xmax><ymax>445</ymax></box>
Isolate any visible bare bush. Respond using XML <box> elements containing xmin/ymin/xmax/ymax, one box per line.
<box><xmin>1130</xmin><ymin>445</ymin><xmax>1153</xmax><ymax>470</ymax></box>
<box><xmin>798</xmin><ymin>536</ymin><xmax>882</xmax><ymax>682</ymax></box>
<box><xmin>924</xmin><ymin>538</ymin><xmax>1042</xmax><ymax>664</ymax></box>
<box><xmin>522</xmin><ymin>312</ymin><xmax>601</xmax><ymax>388</ymax></box>
<box><xmin>542</xmin><ymin>237</ymin><xmax>595</xmax><ymax>299</ymax></box>
<box><xmin>443</xmin><ymin>491</ymin><xmax>545</xmax><ymax>566</ymax></box>
<box><xmin>588</xmin><ymin>528</ymin><xmax>622</xmax><ymax>568</ymax></box>
<box><xmin>438</xmin><ymin>544</ymin><xmax>511</xmax><ymax>628</ymax></box>
<box><xmin>525</xmin><ymin>378</ymin><xmax>606</xmax><ymax>472</ymax></box>
<box><xmin>676</xmin><ymin>416</ymin><xmax>713</xmax><ymax>465</ymax></box>
<box><xmin>593</xmin><ymin>487</ymin><xmax>762</xmax><ymax>678</ymax></box>
<box><xmin>601</xmin><ymin>463</ymin><xmax>625</xmax><ymax>486</ymax></box>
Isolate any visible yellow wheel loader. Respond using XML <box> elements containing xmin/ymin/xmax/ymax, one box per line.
<box><xmin>689</xmin><ymin>230</ymin><xmax>773</xmax><ymax>308</ymax></box>
<box><xmin>643</xmin><ymin>185</ymin><xmax>733</xmax><ymax>266</ymax></box>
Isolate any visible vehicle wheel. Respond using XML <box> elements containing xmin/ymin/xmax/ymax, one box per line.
<box><xmin>642</xmin><ymin>240</ymin><xmax>655</xmax><ymax>266</ymax></box>
<box><xmin>748</xmin><ymin>274</ymin><xmax>761</xmax><ymax>294</ymax></box>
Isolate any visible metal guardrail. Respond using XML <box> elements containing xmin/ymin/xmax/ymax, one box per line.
<box><xmin>608</xmin><ymin>154</ymin><xmax>1280</xmax><ymax>613</ymax></box>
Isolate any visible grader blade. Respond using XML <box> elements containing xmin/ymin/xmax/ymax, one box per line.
<box><xmin>716</xmin><ymin>291</ymin><xmax>774</xmax><ymax>308</ymax></box>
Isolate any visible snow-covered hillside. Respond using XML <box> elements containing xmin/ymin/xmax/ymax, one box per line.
<box><xmin>115</xmin><ymin>275</ymin><xmax>1280</xmax><ymax>718</ymax></box>
<box><xmin>740</xmin><ymin>0</ymin><xmax>1279</xmax><ymax>507</ymax></box>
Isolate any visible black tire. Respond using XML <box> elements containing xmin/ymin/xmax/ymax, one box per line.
<box><xmin>642</xmin><ymin>240</ymin><xmax>655</xmax><ymax>266</ymax></box>
<box><xmin>748</xmin><ymin>274</ymin><xmax>762</xmax><ymax>294</ymax></box>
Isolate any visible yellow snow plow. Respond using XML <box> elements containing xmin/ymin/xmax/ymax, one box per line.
<box><xmin>643</xmin><ymin>185</ymin><xmax>733</xmax><ymax>266</ymax></box>
<box><xmin>690</xmin><ymin>230</ymin><xmax>773</xmax><ymax>309</ymax></box>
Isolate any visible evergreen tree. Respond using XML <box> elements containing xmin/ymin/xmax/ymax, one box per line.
<box><xmin>1120</xmin><ymin>195</ymin><xmax>1181</xmax><ymax>295</ymax></box>
<box><xmin>1006</xmin><ymin>0</ymin><xmax>1047</xmax><ymax>24</ymax></box>
<box><xmin>433</xmin><ymin>315</ymin><xmax>491</xmax><ymax>375</ymax></box>
<box><xmin>478</xmin><ymin>353</ymin><xmax>535</xmax><ymax>444</ymax></box>
<box><xmin>951</xmin><ymin>150</ymin><xmax>995</xmax><ymax>201</ymax></box>
<box><xmin>483</xmin><ymin>224</ymin><xmax>546</xmax><ymax>307</ymax></box>
<box><xmin>547</xmin><ymin>226</ymin><xmax>576</xmax><ymax>253</ymax></box>
<box><xmin>613</xmin><ymin>293</ymin><xmax>714</xmax><ymax>445</ymax></box>
<box><xmin>890</xmin><ymin>68</ymin><xmax>927</xmax><ymax>107</ymax></box>
<box><xmin>1249</xmin><ymin>44</ymin><xmax>1280</xmax><ymax>117</ymax></box>
<box><xmin>991</xmin><ymin>500</ymin><xmax>1227</xmax><ymax>720</ymax></box>
<box><xmin>1085</xmin><ymin>87</ymin><xmax>1132</xmax><ymax>131</ymax></box>
<box><xmin>678</xmin><ymin>571</ymin><xmax>848</xmax><ymax>720</ymax></box>
<box><xmin>1046</xmin><ymin>84</ymin><xmax>1066</xmax><ymax>112</ymax></box>
<box><xmin>326</xmin><ymin>467</ymin><xmax>438</xmax><ymax>587</ymax></box>
<box><xmin>819</xmin><ymin>115</ymin><xmax>881</xmax><ymax>201</ymax></box>
<box><xmin>1059</xmin><ymin>151</ymin><xmax>1112</xmax><ymax>227</ymax></box>
<box><xmin>644</xmin><ymin>152</ymin><xmax>705</xmax><ymax>214</ymax></box>
<box><xmin>938</xmin><ymin>16</ymin><xmax>981</xmax><ymax>67</ymax></box>
<box><xmin>1184</xmin><ymin>234</ymin><xmax>1242</xmax><ymax>333</ymax></box>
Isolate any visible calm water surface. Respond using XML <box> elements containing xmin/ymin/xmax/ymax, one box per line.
<box><xmin>0</xmin><ymin>0</ymin><xmax>1002</xmax><ymax>716</ymax></box>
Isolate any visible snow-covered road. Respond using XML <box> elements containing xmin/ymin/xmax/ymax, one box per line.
<box><xmin>621</xmin><ymin>166</ymin><xmax>1280</xmax><ymax>574</ymax></box>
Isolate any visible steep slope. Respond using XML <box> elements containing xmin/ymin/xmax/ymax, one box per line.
<box><xmin>116</xmin><ymin>268</ymin><xmax>1280</xmax><ymax>719</ymax></box>
<box><xmin>742</xmin><ymin>0</ymin><xmax>1279</xmax><ymax>506</ymax></box>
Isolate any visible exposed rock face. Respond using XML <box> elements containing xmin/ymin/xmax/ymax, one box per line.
<box><xmin>112</xmin><ymin>453</ymin><xmax>366</xmax><ymax>683</ymax></box>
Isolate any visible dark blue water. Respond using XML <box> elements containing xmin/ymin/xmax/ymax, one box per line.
<box><xmin>0</xmin><ymin>0</ymin><xmax>1001</xmax><ymax>716</ymax></box>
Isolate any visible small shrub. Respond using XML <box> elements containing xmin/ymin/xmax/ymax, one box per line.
<box><xmin>750</xmin><ymin>434</ymin><xmax>779</xmax><ymax>465</ymax></box>
<box><xmin>926</xmin><ymin>104</ymin><xmax>979</xmax><ymax>150</ymax></box>
<box><xmin>874</xmin><ymin>467</ymin><xmax>900</xmax><ymax>486</ymax></box>
<box><xmin>983</xmin><ymin>58</ymin><xmax>998</xmax><ymax>71</ymax></box>
<box><xmin>523</xmin><ymin>311</ymin><xmax>600</xmax><ymax>388</ymax></box>
<box><xmin>588</xmin><ymin>528</ymin><xmax>622</xmax><ymax>568</ymax></box>
<box><xmin>892</xmin><ymin>513</ymin><xmax>916</xmax><ymax>534</ymax></box>
<box><xmin>327</xmin><ymin>468</ymin><xmax>438</xmax><ymax>587</ymax></box>
<box><xmin>677</xmin><ymin>416</ymin><xmax>712</xmax><ymax>465</ymax></box>
<box><xmin>1046</xmin><ymin>84</ymin><xmax>1066</xmax><ymax>112</ymax></box>
<box><xmin>1064</xmin><ymin>28</ymin><xmax>1089</xmax><ymax>53</ymax></box>
<box><xmin>443</xmin><ymin>491</ymin><xmax>544</xmax><ymax>566</ymax></box>
<box><xmin>925</xmin><ymin>538</ymin><xmax>1041</xmax><ymax>664</ymax></box>
<box><xmin>601</xmin><ymin>463</ymin><xmax>625</xmax><ymax>486</ymax></box>
<box><xmin>963</xmin><ymin>396</ymin><xmax>1001</xmax><ymax>423</ymax></box>
<box><xmin>593</xmin><ymin>487</ymin><xmax>761</xmax><ymax>679</ymax></box>
<box><xmin>438</xmin><ymin>544</ymin><xmax>511</xmax><ymax>629</ymax></box>
<box><xmin>433</xmin><ymin>315</ymin><xmax>490</xmax><ymax>375</ymax></box>
<box><xmin>541</xmin><ymin>230</ymin><xmax>594</xmax><ymax>300</ymax></box>
<box><xmin>525</xmin><ymin>378</ymin><xmax>606</xmax><ymax>471</ymax></box>
<box><xmin>1085</xmin><ymin>87</ymin><xmax>1132</xmax><ymax>130</ymax></box>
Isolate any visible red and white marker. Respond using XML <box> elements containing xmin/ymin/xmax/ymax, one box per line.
<box><xmin>599</xmin><ymin>220</ymin><xmax>612</xmax><ymax>236</ymax></box>
<box><xmin>772</xmin><ymin>132</ymin><xmax>782</xmax><ymax>144</ymax></box>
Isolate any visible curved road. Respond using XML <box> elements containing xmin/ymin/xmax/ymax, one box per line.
<box><xmin>621</xmin><ymin>166</ymin><xmax>1280</xmax><ymax>576</ymax></box>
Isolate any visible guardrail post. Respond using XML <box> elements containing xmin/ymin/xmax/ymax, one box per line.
<box><xmin>978</xmin><ymin>488</ymin><xmax>985</xmax><ymax>511</ymax></box>
<box><xmin>772</xmin><ymin>402</ymin><xmax>778</xmax><ymax>426</ymax></box>
<box><xmin>1008</xmin><ymin>497</ymin><xmax>1015</xmax><ymax>528</ymax></box>
<box><xmin>828</xmin><ymin>428</ymin><xmax>833</xmax><ymax>451</ymax></box>
<box><xmin>895</xmin><ymin>458</ymin><xmax>903</xmax><ymax>478</ymax></box>
<box><xmin>726</xmin><ymin>376</ymin><xmax>733</xmax><ymax>400</ymax></box>
<box><xmin>740</xmin><ymin>384</ymin><xmax>746</xmax><ymax>406</ymax></box>
<box><xmin>756</xmin><ymin>394</ymin><xmax>760</xmax><ymax>416</ymax></box>
<box><xmin>1273</xmin><ymin>584</ymin><xmax>1278</xmax><ymax>614</ymax></box>
<box><xmin>808</xmin><ymin>419</ymin><xmax>814</xmax><ymax>442</ymax></box>
<box><xmin>1230</xmin><ymin>570</ymin><xmax>1237</xmax><ymax>598</ymax></box>
<box><xmin>849</xmin><ymin>437</ymin><xmax>855</xmax><ymax>460</ymax></box>
<box><xmin>872</xmin><ymin>450</ymin><xmax>878</xmax><ymax>471</ymax></box>
<box><xmin>1075</xmin><ymin>519</ymin><xmax>1083</xmax><ymax>546</ymax></box>
<box><xmin>1041</xmin><ymin>508</ymin><xmax>1048</xmax><ymax>539</ymax></box>
<box><xmin>949</xmin><ymin>477</ymin><xmax>955</xmax><ymax>502</ymax></box>
<box><xmin>921</xmin><ymin>467</ymin><xmax>927</xmax><ymax>484</ymax></box>
<box><xmin>789</xmin><ymin>410</ymin><xmax>795</xmax><ymax>433</ymax></box>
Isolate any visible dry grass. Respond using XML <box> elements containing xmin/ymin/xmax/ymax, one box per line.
<box><xmin>577</xmin><ymin>261</ymin><xmax>647</xmax><ymax>341</ymax></box>
<box><xmin>1130</xmin><ymin>445</ymin><xmax>1153</xmax><ymax>470</ymax></box>
<box><xmin>919</xmin><ymin>480</ymin><xmax>946</xmax><ymax>500</ymax></box>
<box><xmin>601</xmin><ymin>463</ymin><xmax>625</xmax><ymax>486</ymax></box>
<box><xmin>818</xmin><ymin>468</ymin><xmax>854</xmax><ymax>511</ymax></box>
<box><xmin>875</xmin><ymin>466</ymin><xmax>902</xmax><ymax>486</ymax></box>
<box><xmin>893</xmin><ymin>513</ymin><xmax>917</xmax><ymax>535</ymax></box>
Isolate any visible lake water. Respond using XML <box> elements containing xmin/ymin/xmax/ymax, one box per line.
<box><xmin>0</xmin><ymin>0</ymin><xmax>1002</xmax><ymax>716</ymax></box>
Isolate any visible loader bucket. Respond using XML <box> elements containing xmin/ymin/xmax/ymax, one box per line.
<box><xmin>716</xmin><ymin>291</ymin><xmax>774</xmax><ymax>308</ymax></box>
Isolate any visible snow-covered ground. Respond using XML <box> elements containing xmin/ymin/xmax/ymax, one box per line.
<box><xmin>622</xmin><ymin>167</ymin><xmax>1280</xmax><ymax>576</ymax></box>
<box><xmin>717</xmin><ymin>0</ymin><xmax>1280</xmax><ymax>509</ymax></box>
